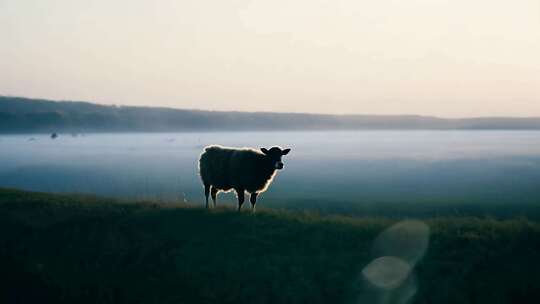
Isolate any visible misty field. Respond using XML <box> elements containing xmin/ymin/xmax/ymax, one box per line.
<box><xmin>1</xmin><ymin>188</ymin><xmax>539</xmax><ymax>304</ymax></box>
<box><xmin>2</xmin><ymin>131</ymin><xmax>540</xmax><ymax>207</ymax></box>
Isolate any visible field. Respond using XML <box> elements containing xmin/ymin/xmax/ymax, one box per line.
<box><xmin>1</xmin><ymin>188</ymin><xmax>540</xmax><ymax>304</ymax></box>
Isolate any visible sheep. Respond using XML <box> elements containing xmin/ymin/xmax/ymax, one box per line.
<box><xmin>199</xmin><ymin>145</ymin><xmax>291</xmax><ymax>211</ymax></box>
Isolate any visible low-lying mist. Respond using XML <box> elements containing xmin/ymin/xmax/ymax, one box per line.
<box><xmin>1</xmin><ymin>131</ymin><xmax>539</xmax><ymax>216</ymax></box>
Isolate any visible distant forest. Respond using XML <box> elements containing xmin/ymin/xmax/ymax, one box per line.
<box><xmin>1</xmin><ymin>96</ymin><xmax>540</xmax><ymax>133</ymax></box>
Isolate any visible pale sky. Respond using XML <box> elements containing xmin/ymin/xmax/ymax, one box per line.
<box><xmin>1</xmin><ymin>0</ymin><xmax>539</xmax><ymax>117</ymax></box>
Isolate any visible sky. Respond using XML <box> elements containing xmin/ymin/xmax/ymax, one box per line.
<box><xmin>1</xmin><ymin>0</ymin><xmax>539</xmax><ymax>117</ymax></box>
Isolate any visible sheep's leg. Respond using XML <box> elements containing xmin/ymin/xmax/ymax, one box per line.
<box><xmin>250</xmin><ymin>193</ymin><xmax>258</xmax><ymax>212</ymax></box>
<box><xmin>204</xmin><ymin>184</ymin><xmax>210</xmax><ymax>209</ymax></box>
<box><xmin>236</xmin><ymin>189</ymin><xmax>245</xmax><ymax>212</ymax></box>
<box><xmin>210</xmin><ymin>187</ymin><xmax>218</xmax><ymax>207</ymax></box>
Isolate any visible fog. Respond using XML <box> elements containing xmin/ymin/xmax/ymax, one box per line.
<box><xmin>1</xmin><ymin>131</ymin><xmax>540</xmax><ymax>209</ymax></box>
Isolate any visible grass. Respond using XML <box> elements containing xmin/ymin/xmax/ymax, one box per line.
<box><xmin>1</xmin><ymin>188</ymin><xmax>540</xmax><ymax>303</ymax></box>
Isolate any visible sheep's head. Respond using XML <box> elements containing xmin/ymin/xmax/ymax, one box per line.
<box><xmin>261</xmin><ymin>147</ymin><xmax>291</xmax><ymax>170</ymax></box>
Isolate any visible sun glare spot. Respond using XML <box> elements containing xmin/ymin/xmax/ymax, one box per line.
<box><xmin>356</xmin><ymin>220</ymin><xmax>430</xmax><ymax>303</ymax></box>
<box><xmin>362</xmin><ymin>256</ymin><xmax>411</xmax><ymax>290</ymax></box>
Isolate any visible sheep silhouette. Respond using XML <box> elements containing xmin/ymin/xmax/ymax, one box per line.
<box><xmin>199</xmin><ymin>145</ymin><xmax>290</xmax><ymax>211</ymax></box>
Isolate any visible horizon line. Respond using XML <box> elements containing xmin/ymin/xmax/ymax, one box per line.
<box><xmin>2</xmin><ymin>94</ymin><xmax>540</xmax><ymax>120</ymax></box>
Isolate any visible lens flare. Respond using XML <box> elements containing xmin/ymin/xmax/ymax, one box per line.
<box><xmin>362</xmin><ymin>256</ymin><xmax>411</xmax><ymax>290</ymax></box>
<box><xmin>372</xmin><ymin>220</ymin><xmax>430</xmax><ymax>265</ymax></box>
<box><xmin>356</xmin><ymin>220</ymin><xmax>430</xmax><ymax>304</ymax></box>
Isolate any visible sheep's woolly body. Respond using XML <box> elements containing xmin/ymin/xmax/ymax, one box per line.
<box><xmin>199</xmin><ymin>145</ymin><xmax>277</xmax><ymax>194</ymax></box>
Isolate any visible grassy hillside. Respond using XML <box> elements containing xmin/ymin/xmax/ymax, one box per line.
<box><xmin>1</xmin><ymin>188</ymin><xmax>540</xmax><ymax>304</ymax></box>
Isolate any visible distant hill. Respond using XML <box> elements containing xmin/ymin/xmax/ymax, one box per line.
<box><xmin>1</xmin><ymin>96</ymin><xmax>540</xmax><ymax>133</ymax></box>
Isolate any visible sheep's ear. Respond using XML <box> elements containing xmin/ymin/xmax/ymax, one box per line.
<box><xmin>261</xmin><ymin>148</ymin><xmax>269</xmax><ymax>155</ymax></box>
<box><xmin>282</xmin><ymin>148</ymin><xmax>291</xmax><ymax>155</ymax></box>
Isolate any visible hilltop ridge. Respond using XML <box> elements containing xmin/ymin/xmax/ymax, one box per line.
<box><xmin>1</xmin><ymin>188</ymin><xmax>539</xmax><ymax>303</ymax></box>
<box><xmin>2</xmin><ymin>96</ymin><xmax>540</xmax><ymax>133</ymax></box>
